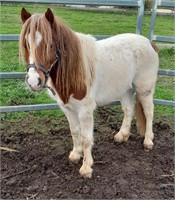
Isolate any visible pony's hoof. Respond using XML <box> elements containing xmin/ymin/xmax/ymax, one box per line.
<box><xmin>79</xmin><ymin>165</ymin><xmax>93</xmax><ymax>178</ymax></box>
<box><xmin>114</xmin><ymin>132</ymin><xmax>129</xmax><ymax>143</ymax></box>
<box><xmin>114</xmin><ymin>132</ymin><xmax>124</xmax><ymax>143</ymax></box>
<box><xmin>144</xmin><ymin>139</ymin><xmax>154</xmax><ymax>151</ymax></box>
<box><xmin>144</xmin><ymin>144</ymin><xmax>154</xmax><ymax>151</ymax></box>
<box><xmin>69</xmin><ymin>151</ymin><xmax>81</xmax><ymax>163</ymax></box>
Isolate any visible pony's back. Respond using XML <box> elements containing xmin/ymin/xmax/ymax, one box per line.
<box><xmin>87</xmin><ymin>33</ymin><xmax>158</xmax><ymax>105</ymax></box>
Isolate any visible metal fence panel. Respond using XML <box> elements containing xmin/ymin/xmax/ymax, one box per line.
<box><xmin>1</xmin><ymin>0</ymin><xmax>140</xmax><ymax>6</ymax></box>
<box><xmin>1</xmin><ymin>69</ymin><xmax>175</xmax><ymax>79</ymax></box>
<box><xmin>0</xmin><ymin>34</ymin><xmax>19</xmax><ymax>41</ymax></box>
<box><xmin>0</xmin><ymin>98</ymin><xmax>175</xmax><ymax>113</ymax></box>
<box><xmin>0</xmin><ymin>72</ymin><xmax>26</xmax><ymax>79</ymax></box>
<box><xmin>149</xmin><ymin>0</ymin><xmax>175</xmax><ymax>42</ymax></box>
<box><xmin>147</xmin><ymin>0</ymin><xmax>175</xmax><ymax>108</ymax></box>
<box><xmin>0</xmin><ymin>0</ymin><xmax>174</xmax><ymax>112</ymax></box>
<box><xmin>158</xmin><ymin>0</ymin><xmax>175</xmax><ymax>7</ymax></box>
<box><xmin>0</xmin><ymin>34</ymin><xmax>112</xmax><ymax>41</ymax></box>
<box><xmin>0</xmin><ymin>104</ymin><xmax>59</xmax><ymax>112</ymax></box>
<box><xmin>1</xmin><ymin>0</ymin><xmax>144</xmax><ymax>35</ymax></box>
<box><xmin>152</xmin><ymin>35</ymin><xmax>175</xmax><ymax>43</ymax></box>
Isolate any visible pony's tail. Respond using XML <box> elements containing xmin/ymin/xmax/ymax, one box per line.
<box><xmin>135</xmin><ymin>95</ymin><xmax>146</xmax><ymax>137</ymax></box>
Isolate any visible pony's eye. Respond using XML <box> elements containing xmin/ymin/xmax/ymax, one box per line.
<box><xmin>50</xmin><ymin>45</ymin><xmax>53</xmax><ymax>48</ymax></box>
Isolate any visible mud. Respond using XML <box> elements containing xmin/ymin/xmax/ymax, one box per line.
<box><xmin>1</xmin><ymin>107</ymin><xmax>174</xmax><ymax>199</ymax></box>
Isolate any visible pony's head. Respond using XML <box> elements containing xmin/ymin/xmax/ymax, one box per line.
<box><xmin>19</xmin><ymin>8</ymin><xmax>87</xmax><ymax>104</ymax></box>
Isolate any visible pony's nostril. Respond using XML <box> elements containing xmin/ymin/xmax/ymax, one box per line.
<box><xmin>38</xmin><ymin>78</ymin><xmax>42</xmax><ymax>86</ymax></box>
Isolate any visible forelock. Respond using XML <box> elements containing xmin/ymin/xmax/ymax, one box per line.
<box><xmin>22</xmin><ymin>14</ymin><xmax>53</xmax><ymax>65</ymax></box>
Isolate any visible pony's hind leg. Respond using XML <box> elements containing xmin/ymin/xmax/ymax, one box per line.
<box><xmin>137</xmin><ymin>92</ymin><xmax>155</xmax><ymax>151</ymax></box>
<box><xmin>62</xmin><ymin>107</ymin><xmax>82</xmax><ymax>163</ymax></box>
<box><xmin>114</xmin><ymin>89</ymin><xmax>134</xmax><ymax>143</ymax></box>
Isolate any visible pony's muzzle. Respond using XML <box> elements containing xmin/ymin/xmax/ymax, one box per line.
<box><xmin>26</xmin><ymin>75</ymin><xmax>43</xmax><ymax>91</ymax></box>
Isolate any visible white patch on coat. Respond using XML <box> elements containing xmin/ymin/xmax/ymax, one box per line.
<box><xmin>27</xmin><ymin>68</ymin><xmax>40</xmax><ymax>87</ymax></box>
<box><xmin>27</xmin><ymin>31</ymin><xmax>42</xmax><ymax>64</ymax></box>
<box><xmin>36</xmin><ymin>31</ymin><xmax>42</xmax><ymax>46</ymax></box>
<box><xmin>26</xmin><ymin>31</ymin><xmax>43</xmax><ymax>88</ymax></box>
<box><xmin>46</xmin><ymin>77</ymin><xmax>64</xmax><ymax>105</ymax></box>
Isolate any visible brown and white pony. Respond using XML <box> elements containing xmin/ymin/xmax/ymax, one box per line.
<box><xmin>19</xmin><ymin>8</ymin><xmax>159</xmax><ymax>178</ymax></box>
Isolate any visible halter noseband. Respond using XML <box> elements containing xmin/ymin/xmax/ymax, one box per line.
<box><xmin>27</xmin><ymin>43</ymin><xmax>61</xmax><ymax>95</ymax></box>
<box><xmin>27</xmin><ymin>63</ymin><xmax>50</xmax><ymax>77</ymax></box>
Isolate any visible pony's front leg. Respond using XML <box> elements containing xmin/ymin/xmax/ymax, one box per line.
<box><xmin>78</xmin><ymin>107</ymin><xmax>95</xmax><ymax>178</ymax></box>
<box><xmin>62</xmin><ymin>107</ymin><xmax>82</xmax><ymax>163</ymax></box>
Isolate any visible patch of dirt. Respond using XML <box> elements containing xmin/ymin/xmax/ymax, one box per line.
<box><xmin>1</xmin><ymin>107</ymin><xmax>174</xmax><ymax>199</ymax></box>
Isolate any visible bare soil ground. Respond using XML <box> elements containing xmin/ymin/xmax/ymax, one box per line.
<box><xmin>1</xmin><ymin>106</ymin><xmax>174</xmax><ymax>199</ymax></box>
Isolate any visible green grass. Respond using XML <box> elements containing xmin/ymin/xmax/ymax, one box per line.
<box><xmin>0</xmin><ymin>4</ymin><xmax>174</xmax><ymax>36</ymax></box>
<box><xmin>0</xmin><ymin>3</ymin><xmax>174</xmax><ymax>120</ymax></box>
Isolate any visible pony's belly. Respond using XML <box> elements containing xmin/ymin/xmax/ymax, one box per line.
<box><xmin>90</xmin><ymin>59</ymin><xmax>134</xmax><ymax>106</ymax></box>
<box><xmin>90</xmin><ymin>80</ymin><xmax>131</xmax><ymax>106</ymax></box>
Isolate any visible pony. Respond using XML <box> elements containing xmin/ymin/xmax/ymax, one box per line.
<box><xmin>19</xmin><ymin>8</ymin><xmax>159</xmax><ymax>178</ymax></box>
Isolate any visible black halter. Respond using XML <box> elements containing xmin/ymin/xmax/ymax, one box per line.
<box><xmin>27</xmin><ymin>43</ymin><xmax>61</xmax><ymax>95</ymax></box>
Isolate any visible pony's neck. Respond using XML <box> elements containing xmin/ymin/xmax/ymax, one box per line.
<box><xmin>50</xmin><ymin>19</ymin><xmax>89</xmax><ymax>104</ymax></box>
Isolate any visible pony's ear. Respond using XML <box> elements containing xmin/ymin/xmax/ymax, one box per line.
<box><xmin>45</xmin><ymin>8</ymin><xmax>54</xmax><ymax>25</ymax></box>
<box><xmin>21</xmin><ymin>7</ymin><xmax>31</xmax><ymax>24</ymax></box>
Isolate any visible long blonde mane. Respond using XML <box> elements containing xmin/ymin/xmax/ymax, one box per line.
<box><xmin>19</xmin><ymin>13</ymin><xmax>91</xmax><ymax>104</ymax></box>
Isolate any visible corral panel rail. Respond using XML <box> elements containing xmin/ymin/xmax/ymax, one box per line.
<box><xmin>0</xmin><ymin>0</ymin><xmax>174</xmax><ymax>113</ymax></box>
<box><xmin>149</xmin><ymin>0</ymin><xmax>175</xmax><ymax>42</ymax></box>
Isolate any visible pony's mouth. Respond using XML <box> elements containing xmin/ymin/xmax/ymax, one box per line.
<box><xmin>28</xmin><ymin>83</ymin><xmax>56</xmax><ymax>96</ymax></box>
<box><xmin>29</xmin><ymin>84</ymin><xmax>43</xmax><ymax>92</ymax></box>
